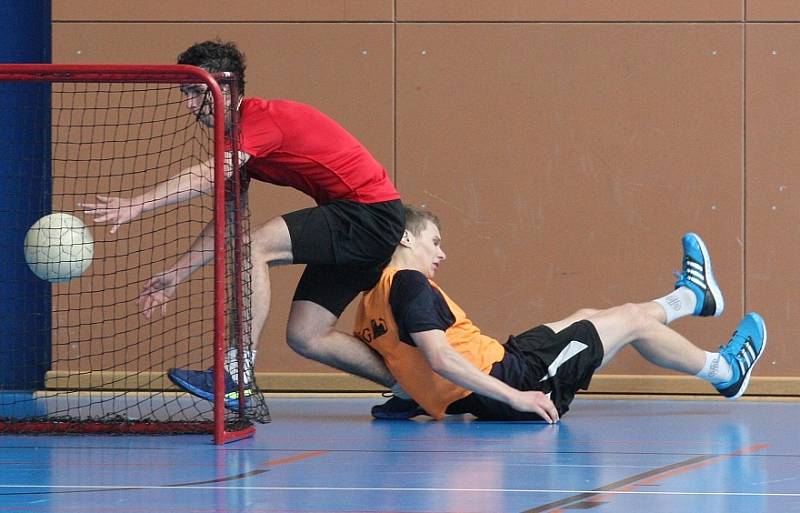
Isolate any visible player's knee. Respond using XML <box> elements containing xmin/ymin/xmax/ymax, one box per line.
<box><xmin>285</xmin><ymin>321</ymin><xmax>330</xmax><ymax>358</ymax></box>
<box><xmin>250</xmin><ymin>217</ymin><xmax>292</xmax><ymax>263</ymax></box>
<box><xmin>251</xmin><ymin>240</ymin><xmax>285</xmax><ymax>264</ymax></box>
<box><xmin>250</xmin><ymin>242</ymin><xmax>278</xmax><ymax>265</ymax></box>
<box><xmin>574</xmin><ymin>308</ymin><xmax>599</xmax><ymax>319</ymax></box>
<box><xmin>286</xmin><ymin>325</ymin><xmax>314</xmax><ymax>356</ymax></box>
<box><xmin>617</xmin><ymin>303</ymin><xmax>653</xmax><ymax>336</ymax></box>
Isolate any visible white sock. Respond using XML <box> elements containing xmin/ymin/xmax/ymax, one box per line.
<box><xmin>653</xmin><ymin>287</ymin><xmax>697</xmax><ymax>324</ymax></box>
<box><xmin>390</xmin><ymin>382</ymin><xmax>411</xmax><ymax>400</ymax></box>
<box><xmin>225</xmin><ymin>347</ymin><xmax>255</xmax><ymax>384</ymax></box>
<box><xmin>696</xmin><ymin>351</ymin><xmax>733</xmax><ymax>384</ymax></box>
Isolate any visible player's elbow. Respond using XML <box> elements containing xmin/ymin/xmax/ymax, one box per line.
<box><xmin>427</xmin><ymin>356</ymin><xmax>446</xmax><ymax>375</ymax></box>
<box><xmin>425</xmin><ymin>347</ymin><xmax>454</xmax><ymax>376</ymax></box>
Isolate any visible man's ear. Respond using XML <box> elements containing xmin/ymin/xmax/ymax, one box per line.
<box><xmin>399</xmin><ymin>229</ymin><xmax>414</xmax><ymax>248</ymax></box>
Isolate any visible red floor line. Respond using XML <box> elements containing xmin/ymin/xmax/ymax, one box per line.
<box><xmin>263</xmin><ymin>450</ymin><xmax>330</xmax><ymax>468</ymax></box>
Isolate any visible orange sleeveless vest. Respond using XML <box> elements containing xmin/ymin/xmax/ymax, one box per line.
<box><xmin>354</xmin><ymin>267</ymin><xmax>505</xmax><ymax>419</ymax></box>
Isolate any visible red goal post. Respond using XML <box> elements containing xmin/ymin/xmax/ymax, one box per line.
<box><xmin>0</xmin><ymin>64</ymin><xmax>266</xmax><ymax>444</ymax></box>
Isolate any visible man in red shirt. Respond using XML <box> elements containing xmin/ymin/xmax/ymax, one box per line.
<box><xmin>82</xmin><ymin>40</ymin><xmax>404</xmax><ymax>410</ymax></box>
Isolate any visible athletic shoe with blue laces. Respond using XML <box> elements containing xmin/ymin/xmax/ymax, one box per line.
<box><xmin>168</xmin><ymin>368</ymin><xmax>253</xmax><ymax>410</ymax></box>
<box><xmin>715</xmin><ymin>312</ymin><xmax>767</xmax><ymax>399</ymax></box>
<box><xmin>675</xmin><ymin>232</ymin><xmax>724</xmax><ymax>317</ymax></box>
<box><xmin>371</xmin><ymin>396</ymin><xmax>426</xmax><ymax>420</ymax></box>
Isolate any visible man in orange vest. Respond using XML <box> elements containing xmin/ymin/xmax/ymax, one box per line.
<box><xmin>355</xmin><ymin>205</ymin><xmax>766</xmax><ymax>422</ymax></box>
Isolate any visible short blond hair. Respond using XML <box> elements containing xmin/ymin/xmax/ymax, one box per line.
<box><xmin>404</xmin><ymin>204</ymin><xmax>441</xmax><ymax>236</ymax></box>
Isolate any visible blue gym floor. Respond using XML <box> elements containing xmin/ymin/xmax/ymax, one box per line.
<box><xmin>1</xmin><ymin>396</ymin><xmax>798</xmax><ymax>513</ymax></box>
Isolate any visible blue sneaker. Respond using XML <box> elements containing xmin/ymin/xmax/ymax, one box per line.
<box><xmin>167</xmin><ymin>368</ymin><xmax>253</xmax><ymax>410</ymax></box>
<box><xmin>371</xmin><ymin>396</ymin><xmax>426</xmax><ymax>420</ymax></box>
<box><xmin>675</xmin><ymin>233</ymin><xmax>724</xmax><ymax>317</ymax></box>
<box><xmin>715</xmin><ymin>313</ymin><xmax>767</xmax><ymax>399</ymax></box>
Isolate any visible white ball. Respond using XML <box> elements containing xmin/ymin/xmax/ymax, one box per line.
<box><xmin>24</xmin><ymin>213</ymin><xmax>94</xmax><ymax>283</ymax></box>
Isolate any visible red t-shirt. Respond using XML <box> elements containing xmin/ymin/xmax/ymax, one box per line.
<box><xmin>235</xmin><ymin>98</ymin><xmax>399</xmax><ymax>205</ymax></box>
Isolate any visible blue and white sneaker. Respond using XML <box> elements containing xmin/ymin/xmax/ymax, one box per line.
<box><xmin>715</xmin><ymin>312</ymin><xmax>767</xmax><ymax>399</ymax></box>
<box><xmin>168</xmin><ymin>368</ymin><xmax>253</xmax><ymax>410</ymax></box>
<box><xmin>675</xmin><ymin>233</ymin><xmax>724</xmax><ymax>317</ymax></box>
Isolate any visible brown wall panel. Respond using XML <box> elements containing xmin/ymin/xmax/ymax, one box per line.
<box><xmin>50</xmin><ymin>11</ymin><xmax>798</xmax><ymax>388</ymax></box>
<box><xmin>748</xmin><ymin>1</ymin><xmax>800</xmax><ymax>21</ymax></box>
<box><xmin>396</xmin><ymin>24</ymin><xmax>744</xmax><ymax>375</ymax></box>
<box><xmin>397</xmin><ymin>0</ymin><xmax>742</xmax><ymax>22</ymax></box>
<box><xmin>745</xmin><ymin>24</ymin><xmax>800</xmax><ymax>376</ymax></box>
<box><xmin>53</xmin><ymin>23</ymin><xmax>395</xmax><ymax>372</ymax></box>
<box><xmin>53</xmin><ymin>0</ymin><xmax>393</xmax><ymax>22</ymax></box>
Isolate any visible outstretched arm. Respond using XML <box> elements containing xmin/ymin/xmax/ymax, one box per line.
<box><xmin>82</xmin><ymin>159</ymin><xmax>214</xmax><ymax>233</ymax></box>
<box><xmin>83</xmin><ymin>152</ymin><xmax>248</xmax><ymax>233</ymax></box>
<box><xmin>139</xmin><ymin>219</ymin><xmax>216</xmax><ymax>318</ymax></box>
<box><xmin>411</xmin><ymin>329</ymin><xmax>560</xmax><ymax>423</ymax></box>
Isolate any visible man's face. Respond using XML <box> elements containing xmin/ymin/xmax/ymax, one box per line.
<box><xmin>180</xmin><ymin>83</ymin><xmax>233</xmax><ymax>128</ymax></box>
<box><xmin>409</xmin><ymin>220</ymin><xmax>446</xmax><ymax>279</ymax></box>
<box><xmin>180</xmin><ymin>84</ymin><xmax>214</xmax><ymax>126</ymax></box>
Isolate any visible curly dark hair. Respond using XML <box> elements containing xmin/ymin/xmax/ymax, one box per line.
<box><xmin>178</xmin><ymin>39</ymin><xmax>246</xmax><ymax>94</ymax></box>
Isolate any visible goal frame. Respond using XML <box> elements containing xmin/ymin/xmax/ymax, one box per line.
<box><xmin>0</xmin><ymin>64</ymin><xmax>253</xmax><ymax>445</ymax></box>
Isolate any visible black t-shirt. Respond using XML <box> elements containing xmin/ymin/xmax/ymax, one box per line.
<box><xmin>389</xmin><ymin>270</ymin><xmax>548</xmax><ymax>420</ymax></box>
<box><xmin>389</xmin><ymin>270</ymin><xmax>456</xmax><ymax>345</ymax></box>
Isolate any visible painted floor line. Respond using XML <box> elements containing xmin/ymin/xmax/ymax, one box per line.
<box><xmin>0</xmin><ymin>484</ymin><xmax>798</xmax><ymax>497</ymax></box>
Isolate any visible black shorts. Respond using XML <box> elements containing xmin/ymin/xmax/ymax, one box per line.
<box><xmin>448</xmin><ymin>320</ymin><xmax>604</xmax><ymax>420</ymax></box>
<box><xmin>282</xmin><ymin>199</ymin><xmax>404</xmax><ymax>317</ymax></box>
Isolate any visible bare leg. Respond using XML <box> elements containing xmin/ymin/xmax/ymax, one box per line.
<box><xmin>584</xmin><ymin>302</ymin><xmax>706</xmax><ymax>374</ymax></box>
<box><xmin>247</xmin><ymin>216</ymin><xmax>395</xmax><ymax>388</ymax></box>
<box><xmin>248</xmin><ymin>216</ymin><xmax>294</xmax><ymax>349</ymax></box>
<box><xmin>286</xmin><ymin>300</ymin><xmax>395</xmax><ymax>387</ymax></box>
<box><xmin>629</xmin><ymin>302</ymin><xmax>706</xmax><ymax>374</ymax></box>
<box><xmin>545</xmin><ymin>308</ymin><xmax>601</xmax><ymax>334</ymax></box>
<box><xmin>168</xmin><ymin>216</ymin><xmax>296</xmax><ymax>400</ymax></box>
